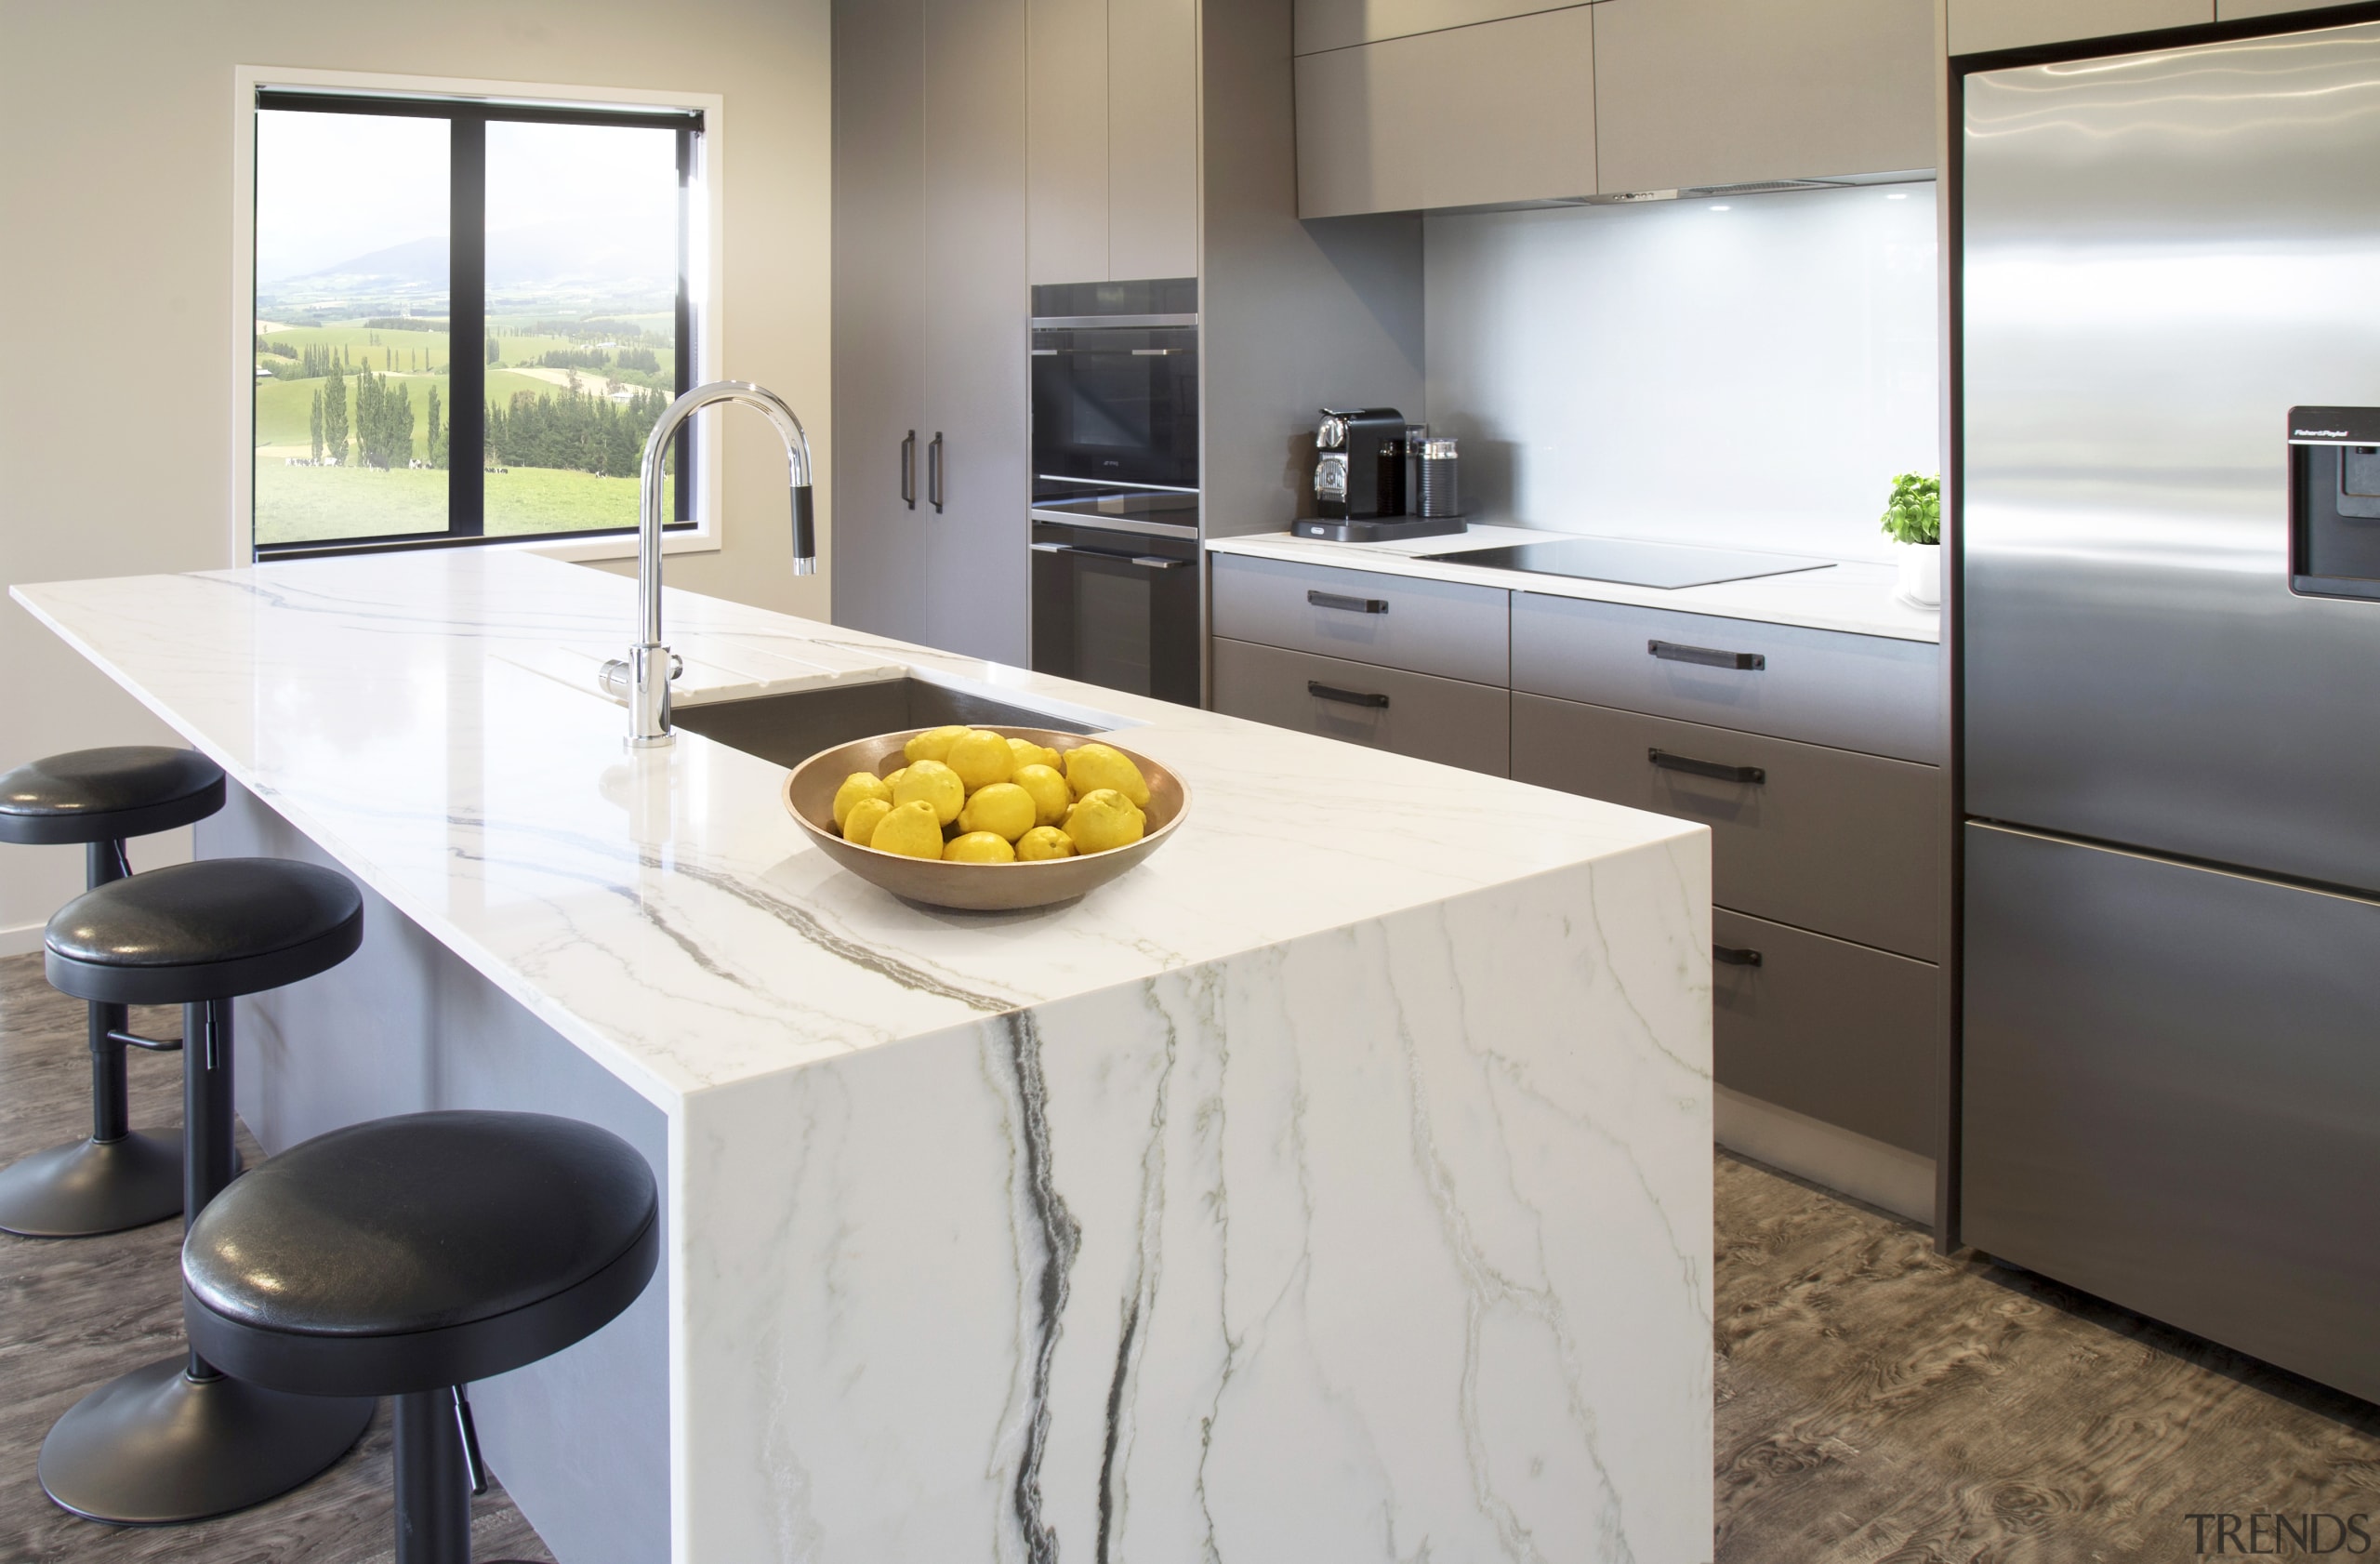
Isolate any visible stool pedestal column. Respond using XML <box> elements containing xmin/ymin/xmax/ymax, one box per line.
<box><xmin>0</xmin><ymin>839</ymin><xmax>181</xmax><ymax>1238</ymax></box>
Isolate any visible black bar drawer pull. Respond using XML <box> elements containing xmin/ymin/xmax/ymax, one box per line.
<box><xmin>1648</xmin><ymin>748</ymin><xmax>1765</xmax><ymax>785</ymax></box>
<box><xmin>1712</xmin><ymin>945</ymin><xmax>1764</xmax><ymax>968</ymax></box>
<box><xmin>1309</xmin><ymin>682</ymin><xmax>1390</xmax><ymax>709</ymax></box>
<box><xmin>1648</xmin><ymin>639</ymin><xmax>1764</xmax><ymax>670</ymax></box>
<box><xmin>1309</xmin><ymin>590</ymin><xmax>1389</xmax><ymax>615</ymax></box>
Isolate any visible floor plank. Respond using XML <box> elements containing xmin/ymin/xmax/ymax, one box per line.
<box><xmin>0</xmin><ymin>955</ymin><xmax>552</xmax><ymax>1563</ymax></box>
<box><xmin>1715</xmin><ymin>1152</ymin><xmax>2380</xmax><ymax>1563</ymax></box>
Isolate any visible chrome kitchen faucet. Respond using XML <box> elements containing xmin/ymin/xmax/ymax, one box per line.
<box><xmin>602</xmin><ymin>380</ymin><xmax>815</xmax><ymax>748</ymax></box>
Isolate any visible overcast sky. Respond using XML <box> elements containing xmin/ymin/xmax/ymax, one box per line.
<box><xmin>256</xmin><ymin>109</ymin><xmax>680</xmax><ymax>285</ymax></box>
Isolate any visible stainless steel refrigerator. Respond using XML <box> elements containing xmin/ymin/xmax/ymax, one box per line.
<box><xmin>1960</xmin><ymin>18</ymin><xmax>2380</xmax><ymax>1403</ymax></box>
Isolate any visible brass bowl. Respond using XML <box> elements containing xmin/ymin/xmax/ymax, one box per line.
<box><xmin>782</xmin><ymin>726</ymin><xmax>1189</xmax><ymax>912</ymax></box>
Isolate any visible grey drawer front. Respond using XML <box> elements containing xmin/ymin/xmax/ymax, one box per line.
<box><xmin>1211</xmin><ymin>637</ymin><xmax>1509</xmax><ymax>775</ymax></box>
<box><xmin>1512</xmin><ymin>693</ymin><xmax>1943</xmax><ymax>959</ymax></box>
<box><xmin>1211</xmin><ymin>553</ymin><xmax>1510</xmax><ymax>685</ymax></box>
<box><xmin>1511</xmin><ymin>592</ymin><xmax>1941</xmax><ymax>762</ymax></box>
<box><xmin>1714</xmin><ymin>908</ymin><xmax>1939</xmax><ymax>1157</ymax></box>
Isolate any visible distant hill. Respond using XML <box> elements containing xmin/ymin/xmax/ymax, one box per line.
<box><xmin>265</xmin><ymin>220</ymin><xmax>674</xmax><ymax>294</ymax></box>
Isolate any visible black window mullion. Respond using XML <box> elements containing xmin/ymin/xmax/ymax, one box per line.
<box><xmin>449</xmin><ymin>109</ymin><xmax>486</xmax><ymax>537</ymax></box>
<box><xmin>673</xmin><ymin>125</ymin><xmax>694</xmax><ymax>524</ymax></box>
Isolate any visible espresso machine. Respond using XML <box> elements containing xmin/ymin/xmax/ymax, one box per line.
<box><xmin>1293</xmin><ymin>407</ymin><xmax>1467</xmax><ymax>543</ymax></box>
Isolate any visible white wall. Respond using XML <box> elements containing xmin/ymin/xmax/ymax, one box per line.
<box><xmin>1423</xmin><ymin>182</ymin><xmax>1939</xmax><ymax>560</ymax></box>
<box><xmin>0</xmin><ymin>0</ymin><xmax>831</xmax><ymax>948</ymax></box>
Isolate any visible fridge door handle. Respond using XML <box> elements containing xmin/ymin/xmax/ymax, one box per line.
<box><xmin>900</xmin><ymin>431</ymin><xmax>916</xmax><ymax>510</ymax></box>
<box><xmin>927</xmin><ymin>432</ymin><xmax>945</xmax><ymax>513</ymax></box>
<box><xmin>1649</xmin><ymin>748</ymin><xmax>1765</xmax><ymax>785</ymax></box>
<box><xmin>1648</xmin><ymin>639</ymin><xmax>1765</xmax><ymax>671</ymax></box>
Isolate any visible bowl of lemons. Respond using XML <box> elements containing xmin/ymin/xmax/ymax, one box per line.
<box><xmin>782</xmin><ymin>724</ymin><xmax>1189</xmax><ymax>911</ymax></box>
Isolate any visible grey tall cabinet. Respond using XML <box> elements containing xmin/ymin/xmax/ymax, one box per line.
<box><xmin>832</xmin><ymin>0</ymin><xmax>1033</xmax><ymax>665</ymax></box>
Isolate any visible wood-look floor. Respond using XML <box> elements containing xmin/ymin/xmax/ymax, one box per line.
<box><xmin>1716</xmin><ymin>1154</ymin><xmax>2380</xmax><ymax>1562</ymax></box>
<box><xmin>0</xmin><ymin>956</ymin><xmax>552</xmax><ymax>1564</ymax></box>
<box><xmin>5</xmin><ymin>951</ymin><xmax>2376</xmax><ymax>1561</ymax></box>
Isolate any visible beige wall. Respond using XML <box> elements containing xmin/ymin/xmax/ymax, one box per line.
<box><xmin>0</xmin><ymin>0</ymin><xmax>833</xmax><ymax>946</ymax></box>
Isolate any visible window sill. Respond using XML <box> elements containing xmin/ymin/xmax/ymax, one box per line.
<box><xmin>524</xmin><ymin>525</ymin><xmax>721</xmax><ymax>564</ymax></box>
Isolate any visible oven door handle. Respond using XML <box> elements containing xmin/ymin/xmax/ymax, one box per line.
<box><xmin>1031</xmin><ymin>541</ymin><xmax>1187</xmax><ymax>569</ymax></box>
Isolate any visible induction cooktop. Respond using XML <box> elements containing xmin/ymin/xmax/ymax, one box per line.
<box><xmin>1419</xmin><ymin>536</ymin><xmax>1835</xmax><ymax>590</ymax></box>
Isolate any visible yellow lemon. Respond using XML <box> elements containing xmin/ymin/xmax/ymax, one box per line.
<box><xmin>945</xmin><ymin>729</ymin><xmax>1016</xmax><ymax>791</ymax></box>
<box><xmin>959</xmin><ymin>781</ymin><xmax>1036</xmax><ymax>842</ymax></box>
<box><xmin>841</xmin><ymin>796</ymin><xmax>892</xmax><ymax>845</ymax></box>
<box><xmin>943</xmin><ymin>830</ymin><xmax>1016</xmax><ymax>864</ymax></box>
<box><xmin>1064</xmin><ymin>742</ymin><xmax>1150</xmax><ymax>807</ymax></box>
<box><xmin>1015</xmin><ymin>825</ymin><xmax>1077</xmax><ymax>861</ymax></box>
<box><xmin>868</xmin><ymin>800</ymin><xmax>945</xmax><ymax>859</ymax></box>
<box><xmin>832</xmin><ymin>771</ymin><xmax>892</xmax><ymax>829</ymax></box>
<box><xmin>1007</xmin><ymin>736</ymin><xmax>1062</xmax><ymax>774</ymax></box>
<box><xmin>903</xmin><ymin>724</ymin><xmax>971</xmax><ymax>765</ymax></box>
<box><xmin>1012</xmin><ymin>763</ymin><xmax>1071</xmax><ymax>827</ymax></box>
<box><xmin>1064</xmin><ymin>788</ymin><xmax>1146</xmax><ymax>854</ymax></box>
<box><xmin>892</xmin><ymin>758</ymin><xmax>964</xmax><ymax>825</ymax></box>
<box><xmin>880</xmin><ymin>765</ymin><xmax>907</xmax><ymax>793</ymax></box>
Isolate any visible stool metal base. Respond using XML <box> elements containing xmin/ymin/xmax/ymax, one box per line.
<box><xmin>0</xmin><ymin>1131</ymin><xmax>183</xmax><ymax>1238</ymax></box>
<box><xmin>39</xmin><ymin>1357</ymin><xmax>374</xmax><ymax>1525</ymax></box>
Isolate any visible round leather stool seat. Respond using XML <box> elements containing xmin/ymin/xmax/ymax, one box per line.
<box><xmin>45</xmin><ymin>858</ymin><xmax>363</xmax><ymax>1005</ymax></box>
<box><xmin>184</xmin><ymin>1111</ymin><xmax>660</xmax><ymax>1398</ymax></box>
<box><xmin>0</xmin><ymin>748</ymin><xmax>225</xmax><ymax>845</ymax></box>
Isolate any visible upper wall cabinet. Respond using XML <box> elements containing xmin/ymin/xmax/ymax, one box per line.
<box><xmin>1594</xmin><ymin>0</ymin><xmax>1936</xmax><ymax>194</ymax></box>
<box><xmin>1294</xmin><ymin>6</ymin><xmax>1597</xmax><ymax>219</ymax></box>
<box><xmin>1946</xmin><ymin>0</ymin><xmax>2208</xmax><ymax>54</ymax></box>
<box><xmin>1027</xmin><ymin>0</ymin><xmax>1198</xmax><ymax>285</ymax></box>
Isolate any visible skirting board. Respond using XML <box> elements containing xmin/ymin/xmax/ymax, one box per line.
<box><xmin>1715</xmin><ymin>1084</ymin><xmax>1935</xmax><ymax>1223</ymax></box>
<box><xmin>0</xmin><ymin>922</ymin><xmax>42</xmax><ymax>960</ymax></box>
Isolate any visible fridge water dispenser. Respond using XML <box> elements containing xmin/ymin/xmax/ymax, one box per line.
<box><xmin>2288</xmin><ymin>405</ymin><xmax>2380</xmax><ymax>598</ymax></box>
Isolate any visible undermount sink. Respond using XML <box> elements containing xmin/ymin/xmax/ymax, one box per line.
<box><xmin>670</xmin><ymin>676</ymin><xmax>1111</xmax><ymax>769</ymax></box>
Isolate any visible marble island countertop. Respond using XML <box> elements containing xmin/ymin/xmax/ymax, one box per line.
<box><xmin>1209</xmin><ymin>522</ymin><xmax>1942</xmax><ymax>643</ymax></box>
<box><xmin>15</xmin><ymin>548</ymin><xmax>1714</xmax><ymax>1564</ymax></box>
<box><xmin>15</xmin><ymin>548</ymin><xmax>1700</xmax><ymax>1107</ymax></box>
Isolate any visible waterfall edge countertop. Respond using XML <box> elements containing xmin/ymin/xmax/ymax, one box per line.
<box><xmin>1209</xmin><ymin>523</ymin><xmax>1944</xmax><ymax>643</ymax></box>
<box><xmin>13</xmin><ymin>549</ymin><xmax>1714</xmax><ymax>1564</ymax></box>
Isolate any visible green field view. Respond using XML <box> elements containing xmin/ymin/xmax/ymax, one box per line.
<box><xmin>254</xmin><ymin>459</ymin><xmax>676</xmax><ymax>545</ymax></box>
<box><xmin>255</xmin><ymin>313</ymin><xmax>677</xmax><ymax>546</ymax></box>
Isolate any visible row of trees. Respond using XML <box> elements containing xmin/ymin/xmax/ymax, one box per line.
<box><xmin>486</xmin><ymin>385</ymin><xmax>671</xmax><ymax>478</ymax></box>
<box><xmin>298</xmin><ymin>374</ymin><xmax>658</xmax><ymax>480</ymax></box>
<box><xmin>307</xmin><ymin>362</ymin><xmax>442</xmax><ymax>471</ymax></box>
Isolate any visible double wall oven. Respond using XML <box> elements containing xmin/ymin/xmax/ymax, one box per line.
<box><xmin>1029</xmin><ymin>279</ymin><xmax>1200</xmax><ymax>706</ymax></box>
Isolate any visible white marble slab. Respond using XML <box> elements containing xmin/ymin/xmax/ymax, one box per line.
<box><xmin>1209</xmin><ymin>524</ymin><xmax>1942</xmax><ymax>643</ymax></box>
<box><xmin>15</xmin><ymin>549</ymin><xmax>1713</xmax><ymax>1563</ymax></box>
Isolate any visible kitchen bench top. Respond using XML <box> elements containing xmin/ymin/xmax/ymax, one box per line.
<box><xmin>1208</xmin><ymin>523</ymin><xmax>1943</xmax><ymax>643</ymax></box>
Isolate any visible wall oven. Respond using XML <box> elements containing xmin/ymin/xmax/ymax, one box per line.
<box><xmin>1030</xmin><ymin>278</ymin><xmax>1200</xmax><ymax>704</ymax></box>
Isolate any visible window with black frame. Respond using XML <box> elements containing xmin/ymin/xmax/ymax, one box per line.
<box><xmin>251</xmin><ymin>91</ymin><xmax>702</xmax><ymax>557</ymax></box>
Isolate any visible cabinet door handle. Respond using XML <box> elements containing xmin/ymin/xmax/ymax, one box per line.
<box><xmin>1648</xmin><ymin>748</ymin><xmax>1765</xmax><ymax>784</ymax></box>
<box><xmin>900</xmin><ymin>431</ymin><xmax>917</xmax><ymax>510</ymax></box>
<box><xmin>1713</xmin><ymin>944</ymin><xmax>1764</xmax><ymax>968</ymax></box>
<box><xmin>1309</xmin><ymin>682</ymin><xmax>1390</xmax><ymax>709</ymax></box>
<box><xmin>1309</xmin><ymin>590</ymin><xmax>1389</xmax><ymax>614</ymax></box>
<box><xmin>1648</xmin><ymin>639</ymin><xmax>1765</xmax><ymax>670</ymax></box>
<box><xmin>927</xmin><ymin>431</ymin><xmax>945</xmax><ymax>513</ymax></box>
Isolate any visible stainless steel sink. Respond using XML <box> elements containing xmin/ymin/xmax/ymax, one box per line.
<box><xmin>670</xmin><ymin>677</ymin><xmax>1105</xmax><ymax>769</ymax></box>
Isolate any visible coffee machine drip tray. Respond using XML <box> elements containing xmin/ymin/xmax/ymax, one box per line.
<box><xmin>1421</xmin><ymin>535</ymin><xmax>1836</xmax><ymax>590</ymax></box>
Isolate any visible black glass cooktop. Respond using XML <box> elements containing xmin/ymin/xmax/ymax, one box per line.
<box><xmin>1420</xmin><ymin>537</ymin><xmax>1834</xmax><ymax>590</ymax></box>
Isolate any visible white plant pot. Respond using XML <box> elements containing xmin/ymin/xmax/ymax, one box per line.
<box><xmin>1894</xmin><ymin>540</ymin><xmax>1941</xmax><ymax>609</ymax></box>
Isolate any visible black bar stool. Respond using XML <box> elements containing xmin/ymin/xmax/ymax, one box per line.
<box><xmin>0</xmin><ymin>747</ymin><xmax>226</xmax><ymax>1237</ymax></box>
<box><xmin>37</xmin><ymin>856</ymin><xmax>377</xmax><ymax>1524</ymax></box>
<box><xmin>184</xmin><ymin>1110</ymin><xmax>661</xmax><ymax>1564</ymax></box>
